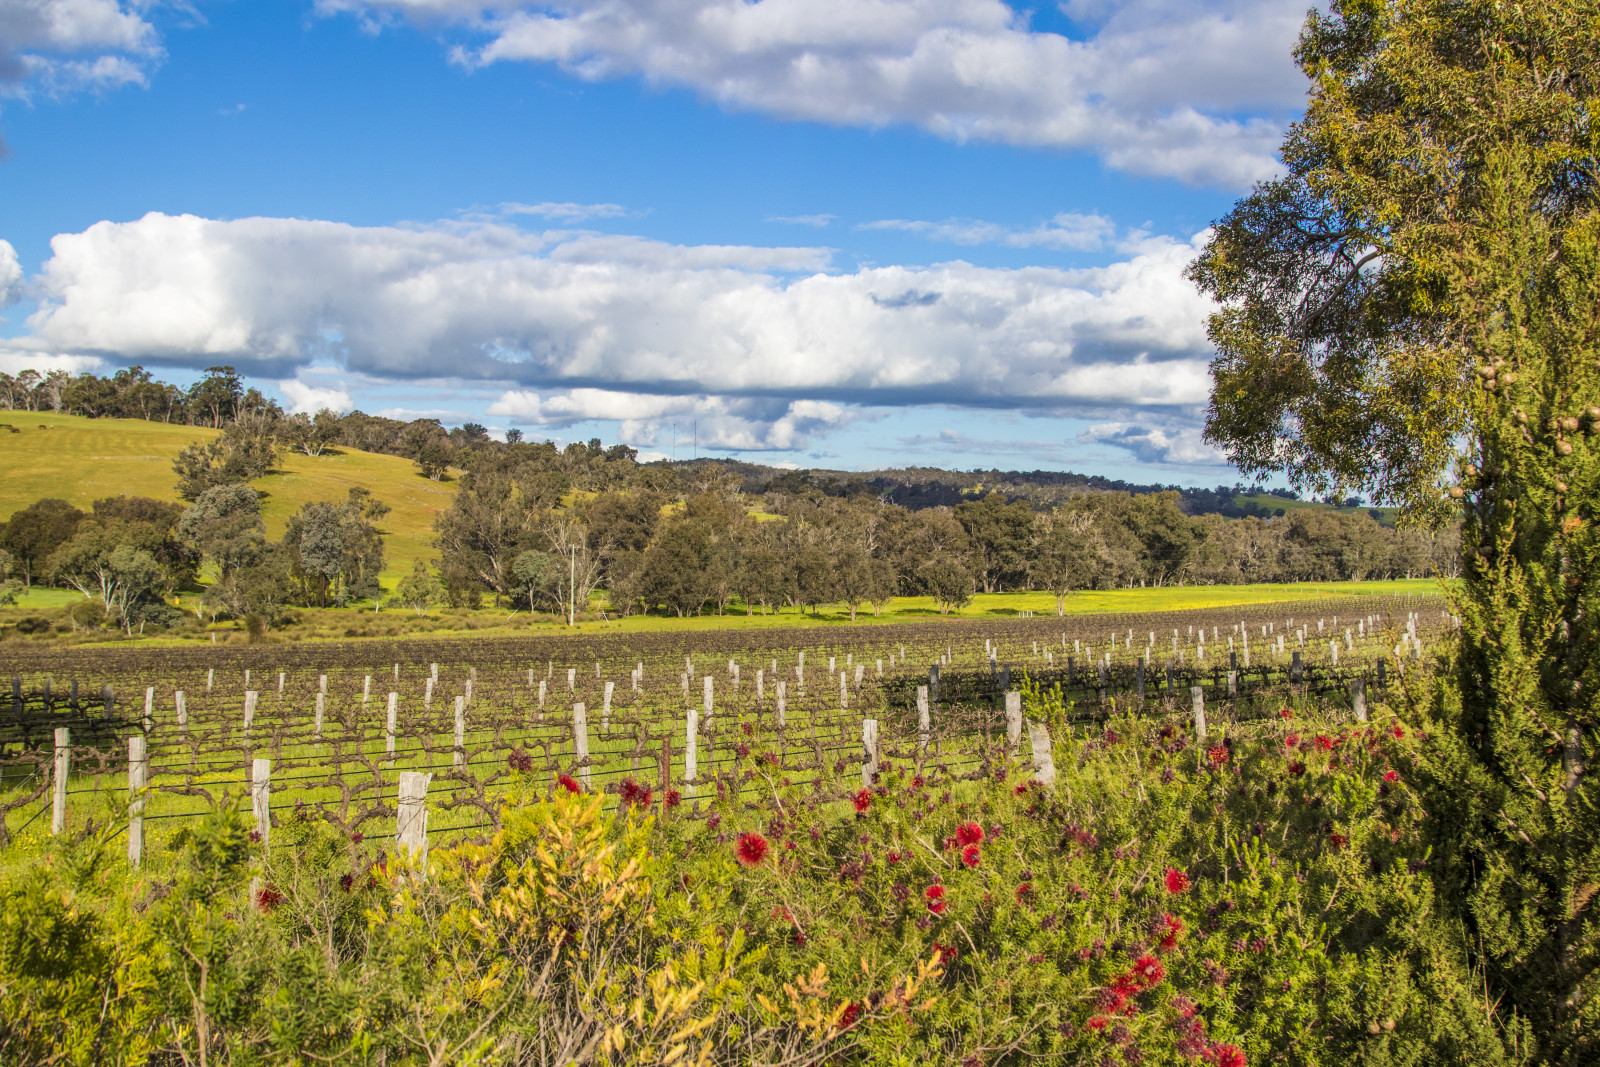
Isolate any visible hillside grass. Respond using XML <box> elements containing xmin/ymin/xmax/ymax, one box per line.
<box><xmin>0</xmin><ymin>411</ymin><xmax>456</xmax><ymax>583</ymax></box>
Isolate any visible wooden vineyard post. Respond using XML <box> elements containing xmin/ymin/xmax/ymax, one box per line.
<box><xmin>465</xmin><ymin>677</ymin><xmax>473</xmax><ymax>704</ymax></box>
<box><xmin>1136</xmin><ymin>658</ymin><xmax>1146</xmax><ymax>704</ymax></box>
<box><xmin>175</xmin><ymin>690</ymin><xmax>187</xmax><ymax>734</ymax></box>
<box><xmin>51</xmin><ymin>728</ymin><xmax>70</xmax><ymax>835</ymax></box>
<box><xmin>128</xmin><ymin>736</ymin><xmax>147</xmax><ymax>868</ymax></box>
<box><xmin>757</xmin><ymin>669</ymin><xmax>765</xmax><ymax>702</ymax></box>
<box><xmin>1027</xmin><ymin>721</ymin><xmax>1056</xmax><ymax>788</ymax></box>
<box><xmin>243</xmin><ymin>690</ymin><xmax>258</xmax><ymax>734</ymax></box>
<box><xmin>397</xmin><ymin>771</ymin><xmax>432</xmax><ymax>875</ymax></box>
<box><xmin>684</xmin><ymin>710</ymin><xmax>699</xmax><ymax>793</ymax></box>
<box><xmin>1291</xmin><ymin>651</ymin><xmax>1304</xmax><ymax>685</ymax></box>
<box><xmin>603</xmin><ymin>681</ymin><xmax>614</xmax><ymax>731</ymax></box>
<box><xmin>839</xmin><ymin>672</ymin><xmax>848</xmax><ymax>710</ymax></box>
<box><xmin>538</xmin><ymin>680</ymin><xmax>547</xmax><ymax>710</ymax></box>
<box><xmin>1191</xmin><ymin>687</ymin><xmax>1208</xmax><ymax>742</ymax></box>
<box><xmin>363</xmin><ymin>675</ymin><xmax>371</xmax><ymax>704</ymax></box>
<box><xmin>454</xmin><ymin>697</ymin><xmax>467</xmax><ymax>766</ymax></box>
<box><xmin>387</xmin><ymin>693</ymin><xmax>399</xmax><ymax>756</ymax></box>
<box><xmin>143</xmin><ymin>687</ymin><xmax>154</xmax><ymax>734</ymax></box>
<box><xmin>278</xmin><ymin>672</ymin><xmax>286</xmax><ymax>698</ymax></box>
<box><xmin>424</xmin><ymin>676</ymin><xmax>434</xmax><ymax>709</ymax></box>
<box><xmin>1004</xmin><ymin>691</ymin><xmax>1022</xmax><ymax>752</ymax></box>
<box><xmin>776</xmin><ymin>682</ymin><xmax>786</xmax><ymax>728</ymax></box>
<box><xmin>573</xmin><ymin>703</ymin><xmax>590</xmax><ymax>787</ymax></box>
<box><xmin>703</xmin><ymin>676</ymin><xmax>714</xmax><ymax>728</ymax></box>
<box><xmin>917</xmin><ymin>685</ymin><xmax>931</xmax><ymax>752</ymax></box>
<box><xmin>251</xmin><ymin>758</ymin><xmax>270</xmax><ymax>849</ymax></box>
<box><xmin>861</xmin><ymin>719</ymin><xmax>879</xmax><ymax>787</ymax></box>
<box><xmin>207</xmin><ymin>668</ymin><xmax>214</xmax><ymax>692</ymax></box>
<box><xmin>314</xmin><ymin>693</ymin><xmax>325</xmax><ymax>737</ymax></box>
<box><xmin>1351</xmin><ymin>678</ymin><xmax>1368</xmax><ymax>722</ymax></box>
<box><xmin>567</xmin><ymin>668</ymin><xmax>576</xmax><ymax>691</ymax></box>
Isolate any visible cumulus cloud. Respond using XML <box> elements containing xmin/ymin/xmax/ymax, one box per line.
<box><xmin>278</xmin><ymin>378</ymin><xmax>354</xmax><ymax>415</ymax></box>
<box><xmin>488</xmin><ymin>387</ymin><xmax>853</xmax><ymax>450</ymax></box>
<box><xmin>0</xmin><ymin>0</ymin><xmax>162</xmax><ymax>99</ymax></box>
<box><xmin>862</xmin><ymin>211</ymin><xmax>1116</xmax><ymax>251</ymax></box>
<box><xmin>0</xmin><ymin>239</ymin><xmax>23</xmax><ymax>306</ymax></box>
<box><xmin>320</xmin><ymin>0</ymin><xmax>1304</xmax><ymax>186</ymax></box>
<box><xmin>1079</xmin><ymin>421</ymin><xmax>1226</xmax><ymax>465</ymax></box>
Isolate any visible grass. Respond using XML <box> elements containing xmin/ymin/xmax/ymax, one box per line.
<box><xmin>0</xmin><ymin>411</ymin><xmax>456</xmax><ymax>584</ymax></box>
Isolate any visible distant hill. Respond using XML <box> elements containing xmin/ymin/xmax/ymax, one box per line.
<box><xmin>0</xmin><ymin>411</ymin><xmax>456</xmax><ymax>583</ymax></box>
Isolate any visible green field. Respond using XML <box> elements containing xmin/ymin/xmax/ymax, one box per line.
<box><xmin>0</xmin><ymin>411</ymin><xmax>456</xmax><ymax>583</ymax></box>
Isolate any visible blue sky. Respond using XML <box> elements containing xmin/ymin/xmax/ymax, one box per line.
<box><xmin>0</xmin><ymin>0</ymin><xmax>1310</xmax><ymax>483</ymax></box>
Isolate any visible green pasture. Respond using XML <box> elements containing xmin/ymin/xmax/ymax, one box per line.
<box><xmin>0</xmin><ymin>410</ymin><xmax>457</xmax><ymax>584</ymax></box>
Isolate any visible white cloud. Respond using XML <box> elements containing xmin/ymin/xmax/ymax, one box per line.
<box><xmin>499</xmin><ymin>201</ymin><xmax>629</xmax><ymax>221</ymax></box>
<box><xmin>0</xmin><ymin>239</ymin><xmax>22</xmax><ymax>305</ymax></box>
<box><xmin>278</xmin><ymin>378</ymin><xmax>354</xmax><ymax>414</ymax></box>
<box><xmin>767</xmin><ymin>213</ymin><xmax>836</xmax><ymax>227</ymax></box>
<box><xmin>0</xmin><ymin>0</ymin><xmax>162</xmax><ymax>99</ymax></box>
<box><xmin>322</xmin><ymin>0</ymin><xmax>1304</xmax><ymax>186</ymax></box>
<box><xmin>863</xmin><ymin>211</ymin><xmax>1116</xmax><ymax>251</ymax></box>
<box><xmin>15</xmin><ymin>211</ymin><xmax>1220</xmax><ymax>446</ymax></box>
<box><xmin>0</xmin><ymin>346</ymin><xmax>104</xmax><ymax>376</ymax></box>
<box><xmin>1078</xmin><ymin>421</ymin><xmax>1226</xmax><ymax>465</ymax></box>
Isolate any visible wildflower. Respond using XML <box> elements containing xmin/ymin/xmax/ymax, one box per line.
<box><xmin>1207</xmin><ymin>745</ymin><xmax>1229</xmax><ymax>768</ymax></box>
<box><xmin>736</xmin><ymin>742</ymin><xmax>751</xmax><ymax>758</ymax></box>
<box><xmin>1014</xmin><ymin>782</ymin><xmax>1028</xmax><ymax>796</ymax></box>
<box><xmin>853</xmin><ymin>789</ymin><xmax>872</xmax><ymax>813</ymax></box>
<box><xmin>1015</xmin><ymin>882</ymin><xmax>1033</xmax><ymax>903</ymax></box>
<box><xmin>837</xmin><ymin>1002</ymin><xmax>861</xmax><ymax>1029</ymax></box>
<box><xmin>619</xmin><ymin>778</ymin><xmax>653</xmax><ymax>808</ymax></box>
<box><xmin>793</xmin><ymin>930</ymin><xmax>807</xmax><ymax>947</ymax></box>
<box><xmin>1154</xmin><ymin>913</ymin><xmax>1183</xmax><ymax>951</ymax></box>
<box><xmin>1288</xmin><ymin>760</ymin><xmax>1306</xmax><ymax>776</ymax></box>
<box><xmin>249</xmin><ymin>830</ymin><xmax>262</xmax><ymax>844</ymax></box>
<box><xmin>955</xmin><ymin>821</ymin><xmax>985</xmax><ymax>847</ymax></box>
<box><xmin>1391</xmin><ymin>725</ymin><xmax>1405</xmax><ymax>740</ymax></box>
<box><xmin>1383</xmin><ymin>769</ymin><xmax>1399</xmax><ymax>782</ymax></box>
<box><xmin>1329</xmin><ymin>831</ymin><xmax>1348</xmax><ymax>849</ymax></box>
<box><xmin>338</xmin><ymin>873</ymin><xmax>355</xmax><ymax>893</ymax></box>
<box><xmin>1130</xmin><ymin>953</ymin><xmax>1164</xmax><ymax>988</ymax></box>
<box><xmin>736</xmin><ymin>832</ymin><xmax>769</xmax><ymax>867</ymax></box>
<box><xmin>1314</xmin><ymin>735</ymin><xmax>1335</xmax><ymax>751</ymax></box>
<box><xmin>350</xmin><ymin>831</ymin><xmax>364</xmax><ymax>844</ymax></box>
<box><xmin>1164</xmin><ymin>868</ymin><xmax>1190</xmax><ymax>895</ymax></box>
<box><xmin>664</xmin><ymin>788</ymin><xmax>682</xmax><ymax>808</ymax></box>
<box><xmin>1214</xmin><ymin>1044</ymin><xmax>1246</xmax><ymax>1067</ymax></box>
<box><xmin>1161</xmin><ymin>764</ymin><xmax>1176</xmax><ymax>784</ymax></box>
<box><xmin>557</xmin><ymin>774</ymin><xmax>581</xmax><ymax>794</ymax></box>
<box><xmin>961</xmin><ymin>844</ymin><xmax>982</xmax><ymax>869</ymax></box>
<box><xmin>1284</xmin><ymin>734</ymin><xmax>1299</xmax><ymax>749</ymax></box>
<box><xmin>911</xmin><ymin>775</ymin><xmax>925</xmax><ymax>788</ymax></box>
<box><xmin>925</xmin><ymin>885</ymin><xmax>947</xmax><ymax>914</ymax></box>
<box><xmin>932</xmin><ymin>941</ymin><xmax>959</xmax><ymax>963</ymax></box>
<box><xmin>1278</xmin><ymin>707</ymin><xmax>1293</xmax><ymax>719</ymax></box>
<box><xmin>256</xmin><ymin>885</ymin><xmax>285</xmax><ymax>913</ymax></box>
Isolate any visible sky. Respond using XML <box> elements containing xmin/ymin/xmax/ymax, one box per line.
<box><xmin>0</xmin><ymin>0</ymin><xmax>1311</xmax><ymax>482</ymax></box>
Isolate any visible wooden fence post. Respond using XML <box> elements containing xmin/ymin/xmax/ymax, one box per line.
<box><xmin>917</xmin><ymin>686</ymin><xmax>930</xmax><ymax>752</ymax></box>
<box><xmin>387</xmin><ymin>693</ymin><xmax>399</xmax><ymax>756</ymax></box>
<box><xmin>176</xmin><ymin>690</ymin><xmax>187</xmax><ymax>734</ymax></box>
<box><xmin>776</xmin><ymin>682</ymin><xmax>787</xmax><ymax>728</ymax></box>
<box><xmin>1027</xmin><ymin>721</ymin><xmax>1056</xmax><ymax>788</ymax></box>
<box><xmin>424</xmin><ymin>676</ymin><xmax>434</xmax><ymax>709</ymax></box>
<box><xmin>684</xmin><ymin>709</ymin><xmax>698</xmax><ymax>789</ymax></box>
<box><xmin>397</xmin><ymin>771</ymin><xmax>432</xmax><ymax>874</ymax></box>
<box><xmin>1004</xmin><ymin>691</ymin><xmax>1022</xmax><ymax>751</ymax></box>
<box><xmin>243</xmin><ymin>690</ymin><xmax>258</xmax><ymax>733</ymax></box>
<box><xmin>52</xmin><ymin>728</ymin><xmax>70</xmax><ymax>835</ymax></box>
<box><xmin>1191</xmin><ymin>687</ymin><xmax>1208</xmax><ymax>741</ymax></box>
<box><xmin>1351</xmin><ymin>678</ymin><xmax>1368</xmax><ymax>722</ymax></box>
<box><xmin>757</xmin><ymin>669</ymin><xmax>765</xmax><ymax>702</ymax></box>
<box><xmin>314</xmin><ymin>692</ymin><xmax>325</xmax><ymax>737</ymax></box>
<box><xmin>363</xmin><ymin>675</ymin><xmax>371</xmax><ymax>704</ymax></box>
<box><xmin>207</xmin><ymin>668</ymin><xmax>214</xmax><ymax>692</ymax></box>
<box><xmin>251</xmin><ymin>758</ymin><xmax>271</xmax><ymax>848</ymax></box>
<box><xmin>703</xmin><ymin>676</ymin><xmax>714</xmax><ymax>727</ymax></box>
<box><xmin>128</xmin><ymin>736</ymin><xmax>147</xmax><ymax>868</ymax></box>
<box><xmin>839</xmin><ymin>672</ymin><xmax>848</xmax><ymax>710</ymax></box>
<box><xmin>573</xmin><ymin>703</ymin><xmax>590</xmax><ymax>787</ymax></box>
<box><xmin>603</xmin><ymin>681</ymin><xmax>614</xmax><ymax>731</ymax></box>
<box><xmin>143</xmin><ymin>687</ymin><xmax>154</xmax><ymax>734</ymax></box>
<box><xmin>454</xmin><ymin>696</ymin><xmax>466</xmax><ymax>766</ymax></box>
<box><xmin>861</xmin><ymin>719</ymin><xmax>879</xmax><ymax>786</ymax></box>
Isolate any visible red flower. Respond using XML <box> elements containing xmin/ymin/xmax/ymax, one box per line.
<box><xmin>1156</xmin><ymin>912</ymin><xmax>1184</xmax><ymax>951</ymax></box>
<box><xmin>1329</xmin><ymin>831</ymin><xmax>1348</xmax><ymax>849</ymax></box>
<box><xmin>911</xmin><ymin>775</ymin><xmax>925</xmax><ymax>788</ymax></box>
<box><xmin>736</xmin><ymin>832</ymin><xmax>770</xmax><ymax>867</ymax></box>
<box><xmin>853</xmin><ymin>789</ymin><xmax>872</xmax><ymax>813</ymax></box>
<box><xmin>837</xmin><ymin>1002</ymin><xmax>861</xmax><ymax>1029</ymax></box>
<box><xmin>1284</xmin><ymin>734</ymin><xmax>1299</xmax><ymax>749</ymax></box>
<box><xmin>1015</xmin><ymin>882</ymin><xmax>1033</xmax><ymax>903</ymax></box>
<box><xmin>1214</xmin><ymin>1044</ymin><xmax>1246</xmax><ymax>1067</ymax></box>
<box><xmin>1314</xmin><ymin>734</ymin><xmax>1335</xmax><ymax>751</ymax></box>
<box><xmin>1383</xmin><ymin>769</ymin><xmax>1400</xmax><ymax>782</ymax></box>
<box><xmin>955</xmin><ymin>821</ymin><xmax>985</xmax><ymax>847</ymax></box>
<box><xmin>1130</xmin><ymin>953</ymin><xmax>1165</xmax><ymax>988</ymax></box>
<box><xmin>1207</xmin><ymin>745</ymin><xmax>1229</xmax><ymax>767</ymax></box>
<box><xmin>925</xmin><ymin>884</ymin><xmax>947</xmax><ymax>914</ymax></box>
<box><xmin>961</xmin><ymin>844</ymin><xmax>982</xmax><ymax>869</ymax></box>
<box><xmin>1391</xmin><ymin>725</ymin><xmax>1405</xmax><ymax>740</ymax></box>
<box><xmin>1164</xmin><ymin>868</ymin><xmax>1190</xmax><ymax>895</ymax></box>
<box><xmin>931</xmin><ymin>941</ymin><xmax>959</xmax><ymax>963</ymax></box>
<box><xmin>1288</xmin><ymin>760</ymin><xmax>1306</xmax><ymax>776</ymax></box>
<box><xmin>664</xmin><ymin>788</ymin><xmax>682</xmax><ymax>808</ymax></box>
<box><xmin>1013</xmin><ymin>783</ymin><xmax>1028</xmax><ymax>796</ymax></box>
<box><xmin>256</xmin><ymin>885</ymin><xmax>285</xmax><ymax>913</ymax></box>
<box><xmin>1278</xmin><ymin>707</ymin><xmax>1293</xmax><ymax>719</ymax></box>
<box><xmin>1086</xmin><ymin>1015</ymin><xmax>1109</xmax><ymax>1032</ymax></box>
<box><xmin>619</xmin><ymin>778</ymin><xmax>653</xmax><ymax>808</ymax></box>
<box><xmin>557</xmin><ymin>774</ymin><xmax>581</xmax><ymax>794</ymax></box>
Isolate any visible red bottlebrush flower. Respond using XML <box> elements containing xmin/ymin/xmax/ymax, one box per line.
<box><xmin>707</xmin><ymin>813</ymin><xmax>722</xmax><ymax>831</ymax></box>
<box><xmin>911</xmin><ymin>775</ymin><xmax>925</xmax><ymax>788</ymax></box>
<box><xmin>931</xmin><ymin>941</ymin><xmax>959</xmax><ymax>963</ymax></box>
<box><xmin>249</xmin><ymin>830</ymin><xmax>262</xmax><ymax>844</ymax></box>
<box><xmin>736</xmin><ymin>832</ymin><xmax>770</xmax><ymax>867</ymax></box>
<box><xmin>853</xmin><ymin>789</ymin><xmax>872</xmax><ymax>813</ymax></box>
<box><xmin>1391</xmin><ymin>725</ymin><xmax>1406</xmax><ymax>740</ymax></box>
<box><xmin>1288</xmin><ymin>760</ymin><xmax>1306</xmax><ymax>776</ymax></box>
<box><xmin>1284</xmin><ymin>734</ymin><xmax>1299</xmax><ymax>749</ymax></box>
<box><xmin>1214</xmin><ymin>1044</ymin><xmax>1246</xmax><ymax>1067</ymax></box>
<box><xmin>619</xmin><ymin>778</ymin><xmax>653</xmax><ymax>808</ymax></box>
<box><xmin>1154</xmin><ymin>912</ymin><xmax>1184</xmax><ymax>951</ymax></box>
<box><xmin>736</xmin><ymin>742</ymin><xmax>751</xmax><ymax>758</ymax></box>
<box><xmin>557</xmin><ymin>774</ymin><xmax>581</xmax><ymax>794</ymax></box>
<box><xmin>742</xmin><ymin>721</ymin><xmax>753</xmax><ymax>736</ymax></box>
<box><xmin>1015</xmin><ymin>881</ymin><xmax>1033</xmax><ymax>903</ymax></box>
<box><xmin>256</xmin><ymin>885</ymin><xmax>285</xmax><ymax>913</ymax></box>
<box><xmin>1014</xmin><ymin>782</ymin><xmax>1028</xmax><ymax>796</ymax></box>
<box><xmin>925</xmin><ymin>884</ymin><xmax>947</xmax><ymax>913</ymax></box>
<box><xmin>955</xmin><ymin>821</ymin><xmax>985</xmax><ymax>847</ymax></box>
<box><xmin>1130</xmin><ymin>953</ymin><xmax>1165</xmax><ymax>988</ymax></box>
<box><xmin>1329</xmin><ymin>831</ymin><xmax>1348</xmax><ymax>849</ymax></box>
<box><xmin>1314</xmin><ymin>734</ymin><xmax>1335</xmax><ymax>751</ymax></box>
<box><xmin>664</xmin><ymin>788</ymin><xmax>682</xmax><ymax>808</ymax></box>
<box><xmin>1383</xmin><ymin>769</ymin><xmax>1400</xmax><ymax>782</ymax></box>
<box><xmin>961</xmin><ymin>844</ymin><xmax>982</xmax><ymax>869</ymax></box>
<box><xmin>838</xmin><ymin>1002</ymin><xmax>861</xmax><ymax>1029</ymax></box>
<box><xmin>338</xmin><ymin>872</ymin><xmax>355</xmax><ymax>892</ymax></box>
<box><xmin>1164</xmin><ymin>868</ymin><xmax>1190</xmax><ymax>895</ymax></box>
<box><xmin>1086</xmin><ymin>1015</ymin><xmax>1109</xmax><ymax>1032</ymax></box>
<box><xmin>792</xmin><ymin>930</ymin><xmax>807</xmax><ymax>947</ymax></box>
<box><xmin>1207</xmin><ymin>745</ymin><xmax>1229</xmax><ymax>767</ymax></box>
<box><xmin>1278</xmin><ymin>707</ymin><xmax>1293</xmax><ymax>719</ymax></box>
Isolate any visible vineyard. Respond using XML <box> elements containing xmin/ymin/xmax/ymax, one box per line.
<box><xmin>1</xmin><ymin>592</ymin><xmax>1446</xmax><ymax>865</ymax></box>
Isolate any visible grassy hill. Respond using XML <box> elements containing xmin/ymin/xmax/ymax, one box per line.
<box><xmin>0</xmin><ymin>412</ymin><xmax>456</xmax><ymax>586</ymax></box>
